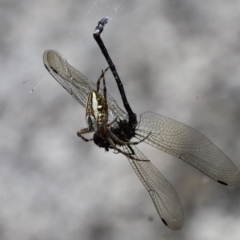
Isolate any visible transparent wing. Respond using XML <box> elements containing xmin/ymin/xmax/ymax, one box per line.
<box><xmin>122</xmin><ymin>145</ymin><xmax>184</xmax><ymax>230</ymax></box>
<box><xmin>43</xmin><ymin>50</ymin><xmax>128</xmax><ymax>122</ymax></box>
<box><xmin>135</xmin><ymin>111</ymin><xmax>240</xmax><ymax>186</ymax></box>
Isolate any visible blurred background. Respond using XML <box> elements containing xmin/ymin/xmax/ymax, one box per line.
<box><xmin>1</xmin><ymin>0</ymin><xmax>240</xmax><ymax>239</ymax></box>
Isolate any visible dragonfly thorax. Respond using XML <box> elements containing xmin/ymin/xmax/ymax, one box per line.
<box><xmin>86</xmin><ymin>90</ymin><xmax>108</xmax><ymax>131</ymax></box>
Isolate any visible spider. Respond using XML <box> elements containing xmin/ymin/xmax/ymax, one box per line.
<box><xmin>77</xmin><ymin>67</ymin><xmax>150</xmax><ymax>160</ymax></box>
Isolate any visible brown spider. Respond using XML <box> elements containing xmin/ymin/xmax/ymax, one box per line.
<box><xmin>77</xmin><ymin>68</ymin><xmax>150</xmax><ymax>160</ymax></box>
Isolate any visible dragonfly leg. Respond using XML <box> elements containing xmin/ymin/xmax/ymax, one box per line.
<box><xmin>106</xmin><ymin>118</ymin><xmax>118</xmax><ymax>127</ymax></box>
<box><xmin>107</xmin><ymin>136</ymin><xmax>149</xmax><ymax>162</ymax></box>
<box><xmin>108</xmin><ymin>130</ymin><xmax>151</xmax><ymax>146</ymax></box>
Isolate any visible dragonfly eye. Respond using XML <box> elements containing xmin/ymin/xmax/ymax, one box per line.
<box><xmin>86</xmin><ymin>115</ymin><xmax>97</xmax><ymax>131</ymax></box>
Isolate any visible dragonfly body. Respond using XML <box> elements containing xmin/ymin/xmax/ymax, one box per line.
<box><xmin>43</xmin><ymin>18</ymin><xmax>240</xmax><ymax>230</ymax></box>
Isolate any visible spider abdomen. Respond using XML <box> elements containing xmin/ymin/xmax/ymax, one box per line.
<box><xmin>86</xmin><ymin>90</ymin><xmax>108</xmax><ymax>131</ymax></box>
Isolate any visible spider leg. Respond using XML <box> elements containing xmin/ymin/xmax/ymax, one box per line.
<box><xmin>96</xmin><ymin>67</ymin><xmax>110</xmax><ymax>93</ymax></box>
<box><xmin>107</xmin><ymin>136</ymin><xmax>149</xmax><ymax>162</ymax></box>
<box><xmin>77</xmin><ymin>128</ymin><xmax>94</xmax><ymax>142</ymax></box>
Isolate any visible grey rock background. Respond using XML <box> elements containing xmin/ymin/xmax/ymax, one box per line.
<box><xmin>1</xmin><ymin>0</ymin><xmax>240</xmax><ymax>239</ymax></box>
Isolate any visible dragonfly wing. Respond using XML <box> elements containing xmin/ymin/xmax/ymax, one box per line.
<box><xmin>43</xmin><ymin>50</ymin><xmax>95</xmax><ymax>108</ymax></box>
<box><xmin>122</xmin><ymin>145</ymin><xmax>184</xmax><ymax>230</ymax></box>
<box><xmin>43</xmin><ymin>50</ymin><xmax>127</xmax><ymax>122</ymax></box>
<box><xmin>135</xmin><ymin>111</ymin><xmax>240</xmax><ymax>186</ymax></box>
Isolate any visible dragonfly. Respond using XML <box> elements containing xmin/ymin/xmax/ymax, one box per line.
<box><xmin>43</xmin><ymin>17</ymin><xmax>240</xmax><ymax>230</ymax></box>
